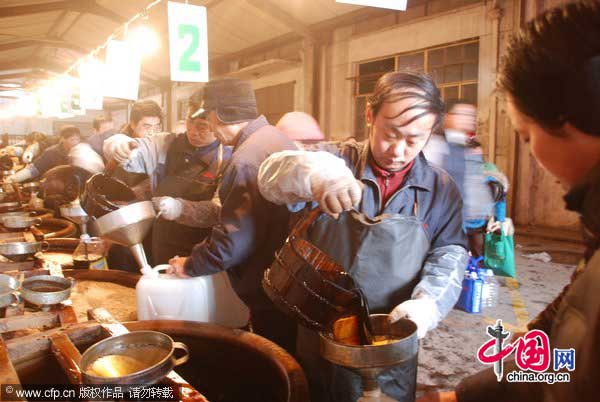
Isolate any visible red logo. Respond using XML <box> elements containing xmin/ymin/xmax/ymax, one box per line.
<box><xmin>478</xmin><ymin>325</ymin><xmax>551</xmax><ymax>374</ymax></box>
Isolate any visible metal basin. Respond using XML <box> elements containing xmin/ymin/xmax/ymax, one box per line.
<box><xmin>0</xmin><ymin>201</ymin><xmax>22</xmax><ymax>212</ymax></box>
<box><xmin>2</xmin><ymin>215</ymin><xmax>42</xmax><ymax>230</ymax></box>
<box><xmin>0</xmin><ymin>211</ymin><xmax>31</xmax><ymax>224</ymax></box>
<box><xmin>0</xmin><ymin>241</ymin><xmax>48</xmax><ymax>262</ymax></box>
<box><xmin>20</xmin><ymin>274</ymin><xmax>73</xmax><ymax>309</ymax></box>
<box><xmin>21</xmin><ymin>181</ymin><xmax>41</xmax><ymax>195</ymax></box>
<box><xmin>81</xmin><ymin>331</ymin><xmax>189</xmax><ymax>385</ymax></box>
<box><xmin>0</xmin><ymin>273</ymin><xmax>20</xmax><ymax>308</ymax></box>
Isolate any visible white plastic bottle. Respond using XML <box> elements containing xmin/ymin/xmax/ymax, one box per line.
<box><xmin>481</xmin><ymin>269</ymin><xmax>499</xmax><ymax>309</ymax></box>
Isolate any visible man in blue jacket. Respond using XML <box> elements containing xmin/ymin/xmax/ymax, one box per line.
<box><xmin>258</xmin><ymin>72</ymin><xmax>468</xmax><ymax>402</ymax></box>
<box><xmin>167</xmin><ymin>78</ymin><xmax>299</xmax><ymax>353</ymax></box>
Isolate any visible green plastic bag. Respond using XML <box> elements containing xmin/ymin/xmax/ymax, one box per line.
<box><xmin>484</xmin><ymin>230</ymin><xmax>516</xmax><ymax>278</ymax></box>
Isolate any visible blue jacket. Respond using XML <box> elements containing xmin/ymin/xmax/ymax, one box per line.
<box><xmin>184</xmin><ymin>116</ymin><xmax>298</xmax><ymax>309</ymax></box>
<box><xmin>32</xmin><ymin>143</ymin><xmax>69</xmax><ymax>174</ymax></box>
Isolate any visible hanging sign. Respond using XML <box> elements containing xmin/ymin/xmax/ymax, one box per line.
<box><xmin>335</xmin><ymin>0</ymin><xmax>407</xmax><ymax>11</ymax></box>
<box><xmin>103</xmin><ymin>40</ymin><xmax>141</xmax><ymax>100</ymax></box>
<box><xmin>39</xmin><ymin>85</ymin><xmax>60</xmax><ymax>118</ymax></box>
<box><xmin>167</xmin><ymin>1</ymin><xmax>209</xmax><ymax>82</ymax></box>
<box><xmin>80</xmin><ymin>58</ymin><xmax>104</xmax><ymax>110</ymax></box>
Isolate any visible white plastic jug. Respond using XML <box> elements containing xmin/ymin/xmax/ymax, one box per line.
<box><xmin>136</xmin><ymin>265</ymin><xmax>250</xmax><ymax>328</ymax></box>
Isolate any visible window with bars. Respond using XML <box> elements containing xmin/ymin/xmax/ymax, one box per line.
<box><xmin>354</xmin><ymin>40</ymin><xmax>479</xmax><ymax>139</ymax></box>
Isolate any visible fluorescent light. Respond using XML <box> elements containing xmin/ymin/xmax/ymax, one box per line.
<box><xmin>127</xmin><ymin>25</ymin><xmax>159</xmax><ymax>57</ymax></box>
<box><xmin>0</xmin><ymin>83</ymin><xmax>21</xmax><ymax>88</ymax></box>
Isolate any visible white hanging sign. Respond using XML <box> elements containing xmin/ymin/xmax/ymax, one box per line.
<box><xmin>167</xmin><ymin>1</ymin><xmax>209</xmax><ymax>82</ymax></box>
<box><xmin>39</xmin><ymin>86</ymin><xmax>60</xmax><ymax>118</ymax></box>
<box><xmin>80</xmin><ymin>58</ymin><xmax>104</xmax><ymax>110</ymax></box>
<box><xmin>103</xmin><ymin>40</ymin><xmax>141</xmax><ymax>100</ymax></box>
<box><xmin>335</xmin><ymin>0</ymin><xmax>407</xmax><ymax>11</ymax></box>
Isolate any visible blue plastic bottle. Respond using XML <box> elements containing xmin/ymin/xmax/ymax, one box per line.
<box><xmin>456</xmin><ymin>271</ymin><xmax>484</xmax><ymax>313</ymax></box>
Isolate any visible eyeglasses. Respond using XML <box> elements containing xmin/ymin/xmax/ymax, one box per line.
<box><xmin>142</xmin><ymin>123</ymin><xmax>162</xmax><ymax>132</ymax></box>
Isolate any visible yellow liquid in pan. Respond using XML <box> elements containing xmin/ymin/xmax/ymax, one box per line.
<box><xmin>86</xmin><ymin>346</ymin><xmax>168</xmax><ymax>378</ymax></box>
<box><xmin>87</xmin><ymin>355</ymin><xmax>148</xmax><ymax>377</ymax></box>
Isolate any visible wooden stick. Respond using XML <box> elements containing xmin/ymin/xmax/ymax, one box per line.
<box><xmin>50</xmin><ymin>332</ymin><xmax>82</xmax><ymax>384</ymax></box>
<box><xmin>5</xmin><ymin>322</ymin><xmax>102</xmax><ymax>365</ymax></box>
<box><xmin>0</xmin><ymin>311</ymin><xmax>58</xmax><ymax>333</ymax></box>
<box><xmin>55</xmin><ymin>304</ymin><xmax>78</xmax><ymax>326</ymax></box>
<box><xmin>0</xmin><ymin>261</ymin><xmax>35</xmax><ymax>273</ymax></box>
<box><xmin>0</xmin><ymin>337</ymin><xmax>22</xmax><ymax>396</ymax></box>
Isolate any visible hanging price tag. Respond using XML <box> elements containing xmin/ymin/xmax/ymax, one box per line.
<box><xmin>167</xmin><ymin>1</ymin><xmax>209</xmax><ymax>82</ymax></box>
<box><xmin>103</xmin><ymin>40</ymin><xmax>141</xmax><ymax>100</ymax></box>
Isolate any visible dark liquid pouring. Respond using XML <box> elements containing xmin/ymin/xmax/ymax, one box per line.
<box><xmin>316</xmin><ymin>267</ymin><xmax>373</xmax><ymax>345</ymax></box>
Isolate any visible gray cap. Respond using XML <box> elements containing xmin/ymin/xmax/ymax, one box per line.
<box><xmin>194</xmin><ymin>77</ymin><xmax>258</xmax><ymax>124</ymax></box>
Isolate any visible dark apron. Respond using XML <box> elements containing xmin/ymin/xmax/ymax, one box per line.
<box><xmin>297</xmin><ymin>196</ymin><xmax>430</xmax><ymax>402</ymax></box>
<box><xmin>151</xmin><ymin>145</ymin><xmax>222</xmax><ymax>264</ymax></box>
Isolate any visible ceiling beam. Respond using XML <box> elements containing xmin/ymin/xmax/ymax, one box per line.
<box><xmin>0</xmin><ymin>1</ymin><xmax>125</xmax><ymax>24</ymax></box>
<box><xmin>211</xmin><ymin>32</ymin><xmax>301</xmax><ymax>66</ymax></box>
<box><xmin>0</xmin><ymin>71</ymin><xmax>49</xmax><ymax>81</ymax></box>
<box><xmin>244</xmin><ymin>0</ymin><xmax>316</xmax><ymax>42</ymax></box>
<box><xmin>0</xmin><ymin>39</ymin><xmax>87</xmax><ymax>53</ymax></box>
<box><xmin>210</xmin><ymin>4</ymin><xmax>396</xmax><ymax>67</ymax></box>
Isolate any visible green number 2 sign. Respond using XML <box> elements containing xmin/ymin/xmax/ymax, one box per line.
<box><xmin>179</xmin><ymin>24</ymin><xmax>201</xmax><ymax>72</ymax></box>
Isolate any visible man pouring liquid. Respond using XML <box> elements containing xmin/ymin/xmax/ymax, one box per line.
<box><xmin>258</xmin><ymin>72</ymin><xmax>468</xmax><ymax>402</ymax></box>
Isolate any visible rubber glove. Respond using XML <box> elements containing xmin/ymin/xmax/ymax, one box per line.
<box><xmin>310</xmin><ymin>169</ymin><xmax>363</xmax><ymax>218</ymax></box>
<box><xmin>389</xmin><ymin>297</ymin><xmax>439</xmax><ymax>339</ymax></box>
<box><xmin>152</xmin><ymin>196</ymin><xmax>183</xmax><ymax>221</ymax></box>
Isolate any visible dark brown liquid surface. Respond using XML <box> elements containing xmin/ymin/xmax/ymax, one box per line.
<box><xmin>25</xmin><ymin>280</ymin><xmax>68</xmax><ymax>292</ymax></box>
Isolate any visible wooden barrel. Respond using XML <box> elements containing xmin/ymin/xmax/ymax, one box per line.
<box><xmin>262</xmin><ymin>209</ymin><xmax>361</xmax><ymax>332</ymax></box>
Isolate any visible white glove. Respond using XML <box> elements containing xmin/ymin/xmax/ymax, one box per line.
<box><xmin>112</xmin><ymin>139</ymin><xmax>137</xmax><ymax>164</ymax></box>
<box><xmin>310</xmin><ymin>165</ymin><xmax>362</xmax><ymax>218</ymax></box>
<box><xmin>7</xmin><ymin>167</ymin><xmax>34</xmax><ymax>183</ymax></box>
<box><xmin>389</xmin><ymin>298</ymin><xmax>439</xmax><ymax>339</ymax></box>
<box><xmin>152</xmin><ymin>197</ymin><xmax>183</xmax><ymax>221</ymax></box>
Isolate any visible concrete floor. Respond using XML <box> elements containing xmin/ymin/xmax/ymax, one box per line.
<box><xmin>416</xmin><ymin>235</ymin><xmax>581</xmax><ymax>394</ymax></box>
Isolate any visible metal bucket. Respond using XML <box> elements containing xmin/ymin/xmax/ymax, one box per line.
<box><xmin>263</xmin><ymin>209</ymin><xmax>363</xmax><ymax>332</ymax></box>
<box><xmin>80</xmin><ymin>330</ymin><xmax>189</xmax><ymax>386</ymax></box>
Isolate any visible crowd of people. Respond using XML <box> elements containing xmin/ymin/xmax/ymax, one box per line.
<box><xmin>2</xmin><ymin>2</ymin><xmax>599</xmax><ymax>401</ymax></box>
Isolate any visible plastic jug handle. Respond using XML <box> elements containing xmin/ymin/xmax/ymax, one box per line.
<box><xmin>154</xmin><ymin>265</ymin><xmax>170</xmax><ymax>273</ymax></box>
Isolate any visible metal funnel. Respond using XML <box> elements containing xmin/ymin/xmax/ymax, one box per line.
<box><xmin>89</xmin><ymin>201</ymin><xmax>155</xmax><ymax>271</ymax></box>
<box><xmin>320</xmin><ymin>315</ymin><xmax>418</xmax><ymax>402</ymax></box>
<box><xmin>60</xmin><ymin>201</ymin><xmax>89</xmax><ymax>227</ymax></box>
